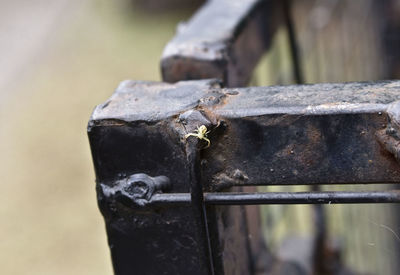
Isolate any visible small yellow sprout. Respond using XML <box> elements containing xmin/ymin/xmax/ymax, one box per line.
<box><xmin>185</xmin><ymin>125</ymin><xmax>211</xmax><ymax>148</ymax></box>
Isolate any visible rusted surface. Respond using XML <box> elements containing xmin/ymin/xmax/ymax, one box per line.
<box><xmin>161</xmin><ymin>0</ymin><xmax>281</xmax><ymax>87</ymax></box>
<box><xmin>88</xmin><ymin>79</ymin><xmax>400</xmax><ymax>275</ymax></box>
<box><xmin>92</xmin><ymin>79</ymin><xmax>400</xmax><ymax>185</ymax></box>
<box><xmin>206</xmin><ymin>112</ymin><xmax>399</xmax><ymax>187</ymax></box>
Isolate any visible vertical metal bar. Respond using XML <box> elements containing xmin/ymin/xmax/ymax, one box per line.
<box><xmin>239</xmin><ymin>190</ymin><xmax>256</xmax><ymax>275</ymax></box>
<box><xmin>312</xmin><ymin>196</ymin><xmax>328</xmax><ymax>274</ymax></box>
<box><xmin>187</xmin><ymin>142</ymin><xmax>215</xmax><ymax>275</ymax></box>
<box><xmin>283</xmin><ymin>0</ymin><xmax>304</xmax><ymax>84</ymax></box>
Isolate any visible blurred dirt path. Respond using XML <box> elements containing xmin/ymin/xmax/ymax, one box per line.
<box><xmin>0</xmin><ymin>0</ymin><xmax>82</xmax><ymax>99</ymax></box>
<box><xmin>0</xmin><ymin>1</ymin><xmax>183</xmax><ymax>274</ymax></box>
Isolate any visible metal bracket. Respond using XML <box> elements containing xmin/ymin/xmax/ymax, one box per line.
<box><xmin>101</xmin><ymin>173</ymin><xmax>171</xmax><ymax>207</ymax></box>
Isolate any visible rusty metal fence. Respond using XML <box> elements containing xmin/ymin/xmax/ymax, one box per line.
<box><xmin>88</xmin><ymin>0</ymin><xmax>400</xmax><ymax>274</ymax></box>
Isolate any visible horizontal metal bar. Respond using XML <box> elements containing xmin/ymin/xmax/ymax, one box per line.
<box><xmin>90</xmin><ymin>80</ymin><xmax>400</xmax><ymax>187</ymax></box>
<box><xmin>150</xmin><ymin>191</ymin><xmax>400</xmax><ymax>206</ymax></box>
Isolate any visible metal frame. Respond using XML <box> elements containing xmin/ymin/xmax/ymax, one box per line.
<box><xmin>89</xmin><ymin>79</ymin><xmax>400</xmax><ymax>275</ymax></box>
<box><xmin>88</xmin><ymin>1</ymin><xmax>400</xmax><ymax>274</ymax></box>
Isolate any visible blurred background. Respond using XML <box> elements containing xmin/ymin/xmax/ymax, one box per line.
<box><xmin>1</xmin><ymin>0</ymin><xmax>400</xmax><ymax>274</ymax></box>
<box><xmin>0</xmin><ymin>0</ymin><xmax>200</xmax><ymax>274</ymax></box>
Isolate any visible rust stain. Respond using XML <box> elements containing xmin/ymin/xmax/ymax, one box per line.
<box><xmin>376</xmin><ymin>128</ymin><xmax>400</xmax><ymax>163</ymax></box>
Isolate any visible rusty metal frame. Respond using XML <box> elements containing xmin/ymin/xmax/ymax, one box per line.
<box><xmin>88</xmin><ymin>1</ymin><xmax>400</xmax><ymax>274</ymax></box>
<box><xmin>90</xmin><ymin>80</ymin><xmax>400</xmax><ymax>186</ymax></box>
<box><xmin>88</xmin><ymin>79</ymin><xmax>400</xmax><ymax>275</ymax></box>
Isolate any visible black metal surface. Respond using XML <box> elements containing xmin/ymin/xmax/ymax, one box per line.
<box><xmin>88</xmin><ymin>79</ymin><xmax>400</xmax><ymax>275</ymax></box>
<box><xmin>161</xmin><ymin>0</ymin><xmax>281</xmax><ymax>87</ymax></box>
<box><xmin>87</xmin><ymin>1</ymin><xmax>400</xmax><ymax>273</ymax></box>
<box><xmin>148</xmin><ymin>191</ymin><xmax>400</xmax><ymax>205</ymax></box>
<box><xmin>88</xmin><ymin>80</ymin><xmax>253</xmax><ymax>275</ymax></box>
<box><xmin>186</xmin><ymin>141</ymin><xmax>216</xmax><ymax>275</ymax></box>
<box><xmin>91</xmin><ymin>79</ymin><xmax>400</xmax><ymax>187</ymax></box>
<box><xmin>89</xmin><ymin>108</ymin><xmax>213</xmax><ymax>273</ymax></box>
